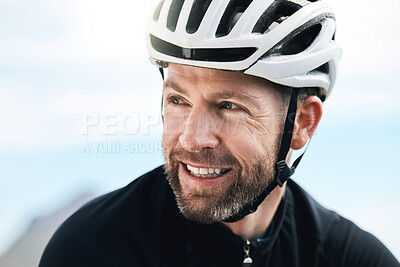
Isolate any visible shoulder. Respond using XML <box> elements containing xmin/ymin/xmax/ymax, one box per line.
<box><xmin>39</xmin><ymin>165</ymin><xmax>168</xmax><ymax>267</ymax></box>
<box><xmin>287</xmin><ymin>180</ymin><xmax>399</xmax><ymax>267</ymax></box>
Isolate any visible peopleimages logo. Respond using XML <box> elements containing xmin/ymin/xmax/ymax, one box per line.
<box><xmin>82</xmin><ymin>112</ymin><xmax>162</xmax><ymax>136</ymax></box>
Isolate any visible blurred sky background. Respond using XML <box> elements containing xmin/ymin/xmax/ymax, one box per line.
<box><xmin>0</xmin><ymin>0</ymin><xmax>399</xmax><ymax>260</ymax></box>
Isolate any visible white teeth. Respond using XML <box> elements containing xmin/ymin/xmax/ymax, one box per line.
<box><xmin>186</xmin><ymin>164</ymin><xmax>228</xmax><ymax>177</ymax></box>
<box><xmin>192</xmin><ymin>167</ymin><xmax>199</xmax><ymax>174</ymax></box>
<box><xmin>199</xmin><ymin>168</ymin><xmax>208</xmax><ymax>174</ymax></box>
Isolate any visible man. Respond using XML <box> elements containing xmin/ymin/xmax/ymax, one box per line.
<box><xmin>40</xmin><ymin>0</ymin><xmax>399</xmax><ymax>266</ymax></box>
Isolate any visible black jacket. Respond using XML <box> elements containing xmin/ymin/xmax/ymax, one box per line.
<box><xmin>40</xmin><ymin>166</ymin><xmax>399</xmax><ymax>266</ymax></box>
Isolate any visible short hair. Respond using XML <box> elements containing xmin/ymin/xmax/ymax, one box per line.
<box><xmin>269</xmin><ymin>83</ymin><xmax>321</xmax><ymax>129</ymax></box>
<box><xmin>274</xmin><ymin>84</ymin><xmax>321</xmax><ymax>111</ymax></box>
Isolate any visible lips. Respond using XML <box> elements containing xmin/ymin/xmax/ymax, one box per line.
<box><xmin>185</xmin><ymin>163</ymin><xmax>231</xmax><ymax>178</ymax></box>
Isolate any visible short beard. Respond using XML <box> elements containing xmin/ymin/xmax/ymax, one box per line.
<box><xmin>163</xmin><ymin>145</ymin><xmax>278</xmax><ymax>224</ymax></box>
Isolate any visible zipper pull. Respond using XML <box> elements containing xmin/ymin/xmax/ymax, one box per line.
<box><xmin>242</xmin><ymin>240</ymin><xmax>252</xmax><ymax>267</ymax></box>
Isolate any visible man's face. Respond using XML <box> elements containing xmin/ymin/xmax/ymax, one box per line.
<box><xmin>162</xmin><ymin>64</ymin><xmax>283</xmax><ymax>224</ymax></box>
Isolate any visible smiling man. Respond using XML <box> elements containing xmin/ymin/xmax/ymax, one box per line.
<box><xmin>40</xmin><ymin>0</ymin><xmax>399</xmax><ymax>266</ymax></box>
<box><xmin>163</xmin><ymin>65</ymin><xmax>287</xmax><ymax>226</ymax></box>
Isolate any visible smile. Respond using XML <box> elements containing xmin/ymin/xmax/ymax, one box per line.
<box><xmin>185</xmin><ymin>163</ymin><xmax>231</xmax><ymax>178</ymax></box>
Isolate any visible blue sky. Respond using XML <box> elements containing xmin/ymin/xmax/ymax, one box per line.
<box><xmin>0</xmin><ymin>0</ymin><xmax>399</xmax><ymax>259</ymax></box>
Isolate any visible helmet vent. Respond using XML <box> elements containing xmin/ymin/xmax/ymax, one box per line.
<box><xmin>280</xmin><ymin>23</ymin><xmax>322</xmax><ymax>55</ymax></box>
<box><xmin>153</xmin><ymin>0</ymin><xmax>165</xmax><ymax>22</ymax></box>
<box><xmin>252</xmin><ymin>1</ymin><xmax>300</xmax><ymax>34</ymax></box>
<box><xmin>186</xmin><ymin>0</ymin><xmax>213</xmax><ymax>34</ymax></box>
<box><xmin>167</xmin><ymin>0</ymin><xmax>185</xmax><ymax>32</ymax></box>
<box><xmin>262</xmin><ymin>21</ymin><xmax>322</xmax><ymax>57</ymax></box>
<box><xmin>216</xmin><ymin>0</ymin><xmax>253</xmax><ymax>37</ymax></box>
<box><xmin>150</xmin><ymin>35</ymin><xmax>257</xmax><ymax>62</ymax></box>
<box><xmin>313</xmin><ymin>62</ymin><xmax>329</xmax><ymax>74</ymax></box>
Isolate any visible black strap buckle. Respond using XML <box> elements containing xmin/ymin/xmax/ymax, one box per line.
<box><xmin>274</xmin><ymin>160</ymin><xmax>294</xmax><ymax>187</ymax></box>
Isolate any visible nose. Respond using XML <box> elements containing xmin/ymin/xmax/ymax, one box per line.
<box><xmin>179</xmin><ymin>108</ymin><xmax>219</xmax><ymax>152</ymax></box>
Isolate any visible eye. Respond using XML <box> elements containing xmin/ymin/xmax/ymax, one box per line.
<box><xmin>172</xmin><ymin>97</ymin><xmax>180</xmax><ymax>104</ymax></box>
<box><xmin>220</xmin><ymin>101</ymin><xmax>239</xmax><ymax>110</ymax></box>
<box><xmin>168</xmin><ymin>96</ymin><xmax>183</xmax><ymax>105</ymax></box>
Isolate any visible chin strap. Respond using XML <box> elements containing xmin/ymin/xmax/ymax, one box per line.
<box><xmin>160</xmin><ymin>68</ymin><xmax>165</xmax><ymax>121</ymax></box>
<box><xmin>223</xmin><ymin>88</ymin><xmax>309</xmax><ymax>223</ymax></box>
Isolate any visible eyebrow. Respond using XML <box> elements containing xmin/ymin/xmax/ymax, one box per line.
<box><xmin>212</xmin><ymin>91</ymin><xmax>259</xmax><ymax>103</ymax></box>
<box><xmin>163</xmin><ymin>80</ymin><xmax>263</xmax><ymax>110</ymax></box>
<box><xmin>163</xmin><ymin>80</ymin><xmax>187</xmax><ymax>95</ymax></box>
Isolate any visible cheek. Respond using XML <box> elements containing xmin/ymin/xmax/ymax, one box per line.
<box><xmin>225</xmin><ymin>136</ymin><xmax>266</xmax><ymax>163</ymax></box>
<box><xmin>222</xmin><ymin>131</ymin><xmax>263</xmax><ymax>165</ymax></box>
<box><xmin>221</xmin><ymin>118</ymin><xmax>277</xmax><ymax>165</ymax></box>
<box><xmin>162</xmin><ymin>129</ymin><xmax>178</xmax><ymax>157</ymax></box>
<box><xmin>243</xmin><ymin>116</ymin><xmax>276</xmax><ymax>135</ymax></box>
<box><xmin>163</xmin><ymin>111</ymin><xmax>185</xmax><ymax>132</ymax></box>
<box><xmin>162</xmin><ymin>111</ymin><xmax>193</xmax><ymax>158</ymax></box>
<box><xmin>242</xmin><ymin>116</ymin><xmax>281</xmax><ymax>152</ymax></box>
<box><xmin>163</xmin><ymin>112</ymin><xmax>185</xmax><ymax>140</ymax></box>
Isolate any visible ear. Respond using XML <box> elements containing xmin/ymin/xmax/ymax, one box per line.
<box><xmin>291</xmin><ymin>96</ymin><xmax>323</xmax><ymax>150</ymax></box>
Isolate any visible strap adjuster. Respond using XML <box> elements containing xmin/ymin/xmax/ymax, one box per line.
<box><xmin>274</xmin><ymin>160</ymin><xmax>294</xmax><ymax>187</ymax></box>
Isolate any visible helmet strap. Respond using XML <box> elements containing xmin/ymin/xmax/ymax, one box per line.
<box><xmin>160</xmin><ymin>68</ymin><xmax>165</xmax><ymax>121</ymax></box>
<box><xmin>223</xmin><ymin>88</ymin><xmax>310</xmax><ymax>223</ymax></box>
<box><xmin>159</xmin><ymin>67</ymin><xmax>165</xmax><ymax>80</ymax></box>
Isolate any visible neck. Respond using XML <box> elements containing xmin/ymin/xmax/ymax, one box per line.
<box><xmin>221</xmin><ymin>183</ymin><xmax>286</xmax><ymax>241</ymax></box>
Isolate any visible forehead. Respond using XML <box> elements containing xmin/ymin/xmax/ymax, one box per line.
<box><xmin>165</xmin><ymin>63</ymin><xmax>279</xmax><ymax>100</ymax></box>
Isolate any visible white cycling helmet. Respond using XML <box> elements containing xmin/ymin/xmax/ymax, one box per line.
<box><xmin>147</xmin><ymin>0</ymin><xmax>342</xmax><ymax>100</ymax></box>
